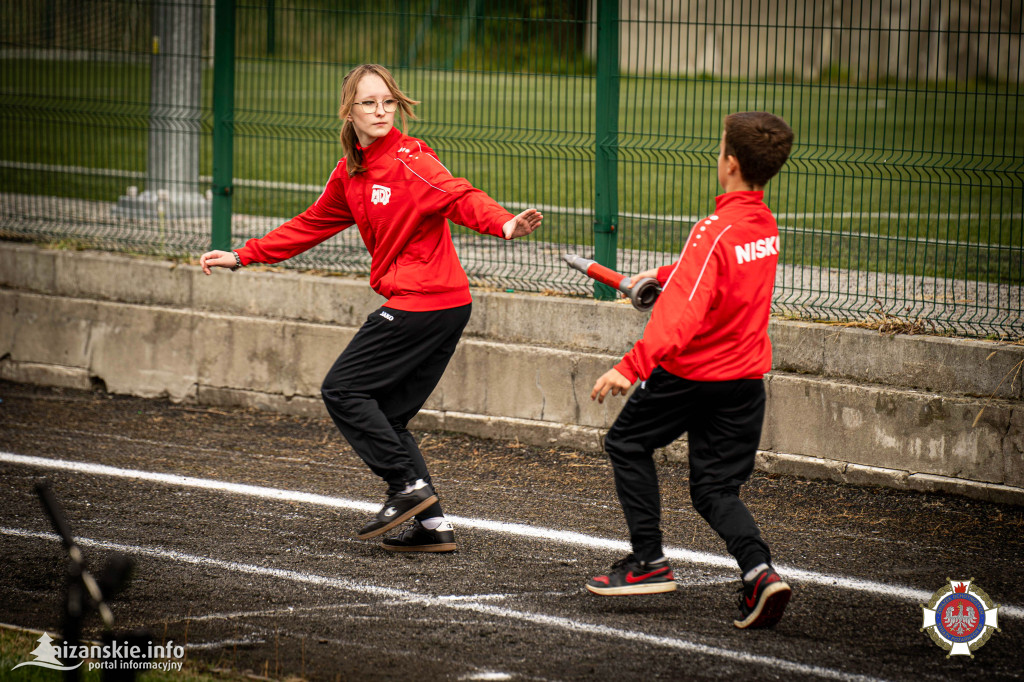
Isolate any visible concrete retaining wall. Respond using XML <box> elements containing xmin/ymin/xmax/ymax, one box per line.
<box><xmin>1</xmin><ymin>242</ymin><xmax>1021</xmax><ymax>504</ymax></box>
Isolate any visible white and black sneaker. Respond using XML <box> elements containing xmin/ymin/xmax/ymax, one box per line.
<box><xmin>382</xmin><ymin>520</ymin><xmax>456</xmax><ymax>553</ymax></box>
<box><xmin>356</xmin><ymin>482</ymin><xmax>438</xmax><ymax>540</ymax></box>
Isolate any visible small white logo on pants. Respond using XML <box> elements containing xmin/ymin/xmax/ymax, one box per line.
<box><xmin>383</xmin><ymin>506</ymin><xmax>397</xmax><ymax>517</ymax></box>
<box><xmin>380</xmin><ymin>311</ymin><xmax>394</xmax><ymax>321</ymax></box>
<box><xmin>371</xmin><ymin>184</ymin><xmax>391</xmax><ymax>205</ymax></box>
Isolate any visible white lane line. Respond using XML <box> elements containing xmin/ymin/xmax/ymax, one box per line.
<box><xmin>2</xmin><ymin>451</ymin><xmax>1021</xmax><ymax>619</ymax></box>
<box><xmin>6</xmin><ymin>422</ymin><xmax>606</xmax><ymax>506</ymax></box>
<box><xmin>4</xmin><ymin>423</ymin><xmax>365</xmax><ymax>473</ymax></box>
<box><xmin>187</xmin><ymin>603</ymin><xmax>372</xmax><ymax>623</ymax></box>
<box><xmin>0</xmin><ymin>450</ymin><xmax>373</xmax><ymax>513</ymax></box>
<box><xmin>438</xmin><ymin>594</ymin><xmax>515</xmax><ymax>603</ymax></box>
<box><xmin>0</xmin><ymin>527</ymin><xmax>887</xmax><ymax>682</ymax></box>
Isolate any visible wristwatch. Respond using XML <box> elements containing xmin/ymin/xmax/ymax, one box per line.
<box><xmin>231</xmin><ymin>251</ymin><xmax>242</xmax><ymax>271</ymax></box>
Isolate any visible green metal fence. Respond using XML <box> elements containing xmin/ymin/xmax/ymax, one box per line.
<box><xmin>1</xmin><ymin>0</ymin><xmax>1021</xmax><ymax>339</ymax></box>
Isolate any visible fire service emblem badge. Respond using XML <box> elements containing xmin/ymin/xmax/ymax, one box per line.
<box><xmin>921</xmin><ymin>578</ymin><xmax>1000</xmax><ymax>657</ymax></box>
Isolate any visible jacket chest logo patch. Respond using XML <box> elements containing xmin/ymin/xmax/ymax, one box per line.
<box><xmin>371</xmin><ymin>184</ymin><xmax>391</xmax><ymax>206</ymax></box>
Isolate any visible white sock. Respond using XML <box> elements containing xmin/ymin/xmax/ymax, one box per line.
<box><xmin>647</xmin><ymin>556</ymin><xmax>668</xmax><ymax>565</ymax></box>
<box><xmin>401</xmin><ymin>479</ymin><xmax>428</xmax><ymax>494</ymax></box>
<box><xmin>744</xmin><ymin>563</ymin><xmax>770</xmax><ymax>583</ymax></box>
<box><xmin>420</xmin><ymin>517</ymin><xmax>451</xmax><ymax>531</ymax></box>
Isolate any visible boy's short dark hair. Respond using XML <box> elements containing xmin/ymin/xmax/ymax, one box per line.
<box><xmin>723</xmin><ymin>112</ymin><xmax>794</xmax><ymax>187</ymax></box>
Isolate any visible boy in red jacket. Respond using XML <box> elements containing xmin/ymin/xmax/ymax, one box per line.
<box><xmin>585</xmin><ymin>112</ymin><xmax>794</xmax><ymax>629</ymax></box>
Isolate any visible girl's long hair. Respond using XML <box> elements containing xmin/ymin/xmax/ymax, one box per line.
<box><xmin>339</xmin><ymin>64</ymin><xmax>419</xmax><ymax>176</ymax></box>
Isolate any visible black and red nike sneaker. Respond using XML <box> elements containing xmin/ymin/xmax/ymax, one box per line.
<box><xmin>585</xmin><ymin>554</ymin><xmax>676</xmax><ymax>595</ymax></box>
<box><xmin>734</xmin><ymin>567</ymin><xmax>791</xmax><ymax>629</ymax></box>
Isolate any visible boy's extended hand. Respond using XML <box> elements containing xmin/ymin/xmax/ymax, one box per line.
<box><xmin>628</xmin><ymin>268</ymin><xmax>660</xmax><ymax>287</ymax></box>
<box><xmin>199</xmin><ymin>250</ymin><xmax>236</xmax><ymax>275</ymax></box>
<box><xmin>591</xmin><ymin>368</ymin><xmax>633</xmax><ymax>403</ymax></box>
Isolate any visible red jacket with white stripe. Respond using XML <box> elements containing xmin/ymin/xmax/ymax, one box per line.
<box><xmin>235</xmin><ymin>126</ymin><xmax>513</xmax><ymax>312</ymax></box>
<box><xmin>614</xmin><ymin>191</ymin><xmax>779</xmax><ymax>383</ymax></box>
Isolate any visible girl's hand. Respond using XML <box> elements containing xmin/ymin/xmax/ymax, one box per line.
<box><xmin>199</xmin><ymin>250</ymin><xmax>237</xmax><ymax>275</ymax></box>
<box><xmin>502</xmin><ymin>208</ymin><xmax>543</xmax><ymax>239</ymax></box>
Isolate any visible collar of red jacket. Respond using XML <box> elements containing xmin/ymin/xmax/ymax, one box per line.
<box><xmin>714</xmin><ymin>190</ymin><xmax>765</xmax><ymax>211</ymax></box>
<box><xmin>356</xmin><ymin>126</ymin><xmax>403</xmax><ymax>164</ymax></box>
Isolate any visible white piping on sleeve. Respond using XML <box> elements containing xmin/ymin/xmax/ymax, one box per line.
<box><xmin>688</xmin><ymin>224</ymin><xmax>733</xmax><ymax>301</ymax></box>
<box><xmin>662</xmin><ymin>223</ymin><xmax>698</xmax><ymax>288</ymax></box>
<box><xmin>417</xmin><ymin>148</ymin><xmax>454</xmax><ymax>176</ymax></box>
<box><xmin>397</xmin><ymin>157</ymin><xmax>451</xmax><ymax>194</ymax></box>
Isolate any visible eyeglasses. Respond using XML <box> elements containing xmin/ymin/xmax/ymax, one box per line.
<box><xmin>355</xmin><ymin>98</ymin><xmax>399</xmax><ymax>114</ymax></box>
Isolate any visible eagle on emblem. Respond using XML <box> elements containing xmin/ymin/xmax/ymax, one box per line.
<box><xmin>942</xmin><ymin>602</ymin><xmax>978</xmax><ymax>636</ymax></box>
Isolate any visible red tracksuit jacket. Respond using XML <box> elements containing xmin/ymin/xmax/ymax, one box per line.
<box><xmin>615</xmin><ymin>191</ymin><xmax>779</xmax><ymax>383</ymax></box>
<box><xmin>235</xmin><ymin>127</ymin><xmax>514</xmax><ymax>312</ymax></box>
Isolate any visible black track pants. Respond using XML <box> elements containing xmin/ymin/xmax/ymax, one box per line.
<box><xmin>603</xmin><ymin>368</ymin><xmax>772</xmax><ymax>573</ymax></box>
<box><xmin>321</xmin><ymin>304</ymin><xmax>471</xmax><ymax>517</ymax></box>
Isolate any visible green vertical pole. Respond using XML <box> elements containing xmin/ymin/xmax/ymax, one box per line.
<box><xmin>267</xmin><ymin>0</ymin><xmax>275</xmax><ymax>55</ymax></box>
<box><xmin>399</xmin><ymin>0</ymin><xmax>409</xmax><ymax>68</ymax></box>
<box><xmin>211</xmin><ymin>0</ymin><xmax>235</xmax><ymax>250</ymax></box>
<box><xmin>593</xmin><ymin>0</ymin><xmax>619</xmax><ymax>301</ymax></box>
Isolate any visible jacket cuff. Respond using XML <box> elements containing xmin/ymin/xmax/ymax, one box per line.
<box><xmin>235</xmin><ymin>242</ymin><xmax>262</xmax><ymax>267</ymax></box>
<box><xmin>614</xmin><ymin>360</ymin><xmax>638</xmax><ymax>384</ymax></box>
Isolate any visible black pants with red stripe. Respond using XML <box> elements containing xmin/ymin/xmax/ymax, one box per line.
<box><xmin>321</xmin><ymin>304</ymin><xmax>471</xmax><ymax>519</ymax></box>
<box><xmin>603</xmin><ymin>368</ymin><xmax>772</xmax><ymax>574</ymax></box>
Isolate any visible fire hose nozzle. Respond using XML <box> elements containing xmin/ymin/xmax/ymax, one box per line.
<box><xmin>562</xmin><ymin>253</ymin><xmax>661</xmax><ymax>312</ymax></box>
<box><xmin>628</xmin><ymin>277</ymin><xmax>661</xmax><ymax>311</ymax></box>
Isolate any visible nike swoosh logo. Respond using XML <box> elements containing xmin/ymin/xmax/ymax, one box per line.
<box><xmin>626</xmin><ymin>567</ymin><xmax>668</xmax><ymax>584</ymax></box>
<box><xmin>746</xmin><ymin>573</ymin><xmax>775</xmax><ymax>608</ymax></box>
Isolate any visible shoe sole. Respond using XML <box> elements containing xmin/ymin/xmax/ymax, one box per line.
<box><xmin>733</xmin><ymin>582</ymin><xmax>792</xmax><ymax>629</ymax></box>
<box><xmin>355</xmin><ymin>495</ymin><xmax>438</xmax><ymax>540</ymax></box>
<box><xmin>382</xmin><ymin>542</ymin><xmax>457</xmax><ymax>553</ymax></box>
<box><xmin>585</xmin><ymin>581</ymin><xmax>677</xmax><ymax>596</ymax></box>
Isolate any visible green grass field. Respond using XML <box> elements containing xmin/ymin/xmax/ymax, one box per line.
<box><xmin>1</xmin><ymin>58</ymin><xmax>1021</xmax><ymax>285</ymax></box>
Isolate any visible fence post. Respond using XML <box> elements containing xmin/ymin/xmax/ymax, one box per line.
<box><xmin>267</xmin><ymin>0</ymin><xmax>275</xmax><ymax>55</ymax></box>
<box><xmin>211</xmin><ymin>0</ymin><xmax>236</xmax><ymax>250</ymax></box>
<box><xmin>398</xmin><ymin>0</ymin><xmax>409</xmax><ymax>67</ymax></box>
<box><xmin>593</xmin><ymin>0</ymin><xmax>619</xmax><ymax>301</ymax></box>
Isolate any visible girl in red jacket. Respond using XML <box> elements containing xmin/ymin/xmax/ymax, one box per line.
<box><xmin>200</xmin><ymin>64</ymin><xmax>542</xmax><ymax>553</ymax></box>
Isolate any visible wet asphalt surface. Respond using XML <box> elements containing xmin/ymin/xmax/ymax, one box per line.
<box><xmin>0</xmin><ymin>379</ymin><xmax>1022</xmax><ymax>681</ymax></box>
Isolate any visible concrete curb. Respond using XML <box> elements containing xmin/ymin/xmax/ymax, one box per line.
<box><xmin>757</xmin><ymin>451</ymin><xmax>1024</xmax><ymax>506</ymax></box>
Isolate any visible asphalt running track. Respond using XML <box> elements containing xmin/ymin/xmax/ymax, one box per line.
<box><xmin>1</xmin><ymin>380</ymin><xmax>1022</xmax><ymax>681</ymax></box>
